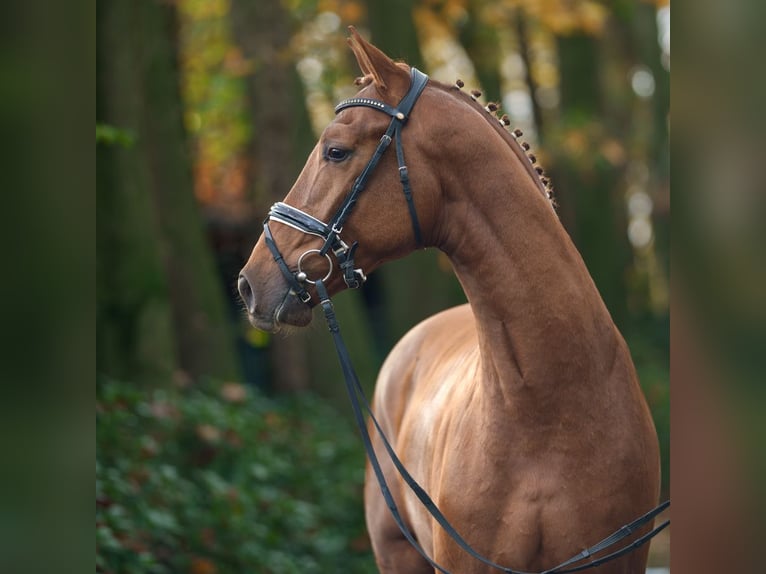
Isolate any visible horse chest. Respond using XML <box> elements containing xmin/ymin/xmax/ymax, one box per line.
<box><xmin>398</xmin><ymin>373</ymin><xmax>535</xmax><ymax>520</ymax></box>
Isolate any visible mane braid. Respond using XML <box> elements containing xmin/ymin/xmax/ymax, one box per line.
<box><xmin>442</xmin><ymin>80</ymin><xmax>556</xmax><ymax>210</ymax></box>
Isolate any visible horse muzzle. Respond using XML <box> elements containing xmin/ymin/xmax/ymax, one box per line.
<box><xmin>236</xmin><ymin>267</ymin><xmax>314</xmax><ymax>331</ymax></box>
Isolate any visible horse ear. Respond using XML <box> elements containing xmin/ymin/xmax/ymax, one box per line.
<box><xmin>347</xmin><ymin>26</ymin><xmax>410</xmax><ymax>96</ymax></box>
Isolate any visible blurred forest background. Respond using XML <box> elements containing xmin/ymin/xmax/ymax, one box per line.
<box><xmin>97</xmin><ymin>0</ymin><xmax>669</xmax><ymax>572</ymax></box>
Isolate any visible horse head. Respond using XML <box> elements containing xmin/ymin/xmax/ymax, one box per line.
<box><xmin>238</xmin><ymin>28</ymin><xmax>444</xmax><ymax>331</ymax></box>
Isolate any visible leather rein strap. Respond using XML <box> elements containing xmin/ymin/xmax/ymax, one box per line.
<box><xmin>264</xmin><ymin>67</ymin><xmax>670</xmax><ymax>573</ymax></box>
<box><xmin>314</xmin><ymin>279</ymin><xmax>670</xmax><ymax>574</ymax></box>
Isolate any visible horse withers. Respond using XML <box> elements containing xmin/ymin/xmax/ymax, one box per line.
<box><xmin>237</xmin><ymin>27</ymin><xmax>661</xmax><ymax>574</ymax></box>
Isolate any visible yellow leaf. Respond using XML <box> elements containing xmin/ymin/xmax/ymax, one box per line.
<box><xmin>580</xmin><ymin>1</ymin><xmax>608</xmax><ymax>35</ymax></box>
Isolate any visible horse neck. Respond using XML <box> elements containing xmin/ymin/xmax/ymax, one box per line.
<box><xmin>435</xmin><ymin>125</ymin><xmax>620</xmax><ymax>416</ymax></box>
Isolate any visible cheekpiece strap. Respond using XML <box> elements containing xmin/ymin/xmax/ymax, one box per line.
<box><xmin>397</xmin><ymin>68</ymin><xmax>429</xmax><ymax>119</ymax></box>
<box><xmin>331</xmin><ymin>68</ymin><xmax>429</xmax><ymax>248</ymax></box>
<box><xmin>262</xmin><ymin>221</ymin><xmax>311</xmax><ymax>303</ymax></box>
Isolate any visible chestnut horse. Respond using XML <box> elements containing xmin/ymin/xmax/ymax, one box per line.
<box><xmin>238</xmin><ymin>28</ymin><xmax>661</xmax><ymax>574</ymax></box>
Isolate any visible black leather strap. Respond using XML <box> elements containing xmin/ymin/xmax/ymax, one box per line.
<box><xmin>338</xmin><ymin>241</ymin><xmax>363</xmax><ymax>288</ymax></box>
<box><xmin>394</xmin><ymin>67</ymin><xmax>429</xmax><ymax>120</ymax></box>
<box><xmin>331</xmin><ymin>67</ymin><xmax>428</xmax><ymax>248</ymax></box>
<box><xmin>547</xmin><ymin>500</ymin><xmax>669</xmax><ymax>571</ymax></box>
<box><xmin>321</xmin><ymin>129</ymin><xmax>397</xmax><ymax>252</ymax></box>
<box><xmin>544</xmin><ymin>517</ymin><xmax>670</xmax><ymax>574</ymax></box>
<box><xmin>394</xmin><ymin>123</ymin><xmax>423</xmax><ymax>245</ymax></box>
<box><xmin>262</xmin><ymin>221</ymin><xmax>311</xmax><ymax>303</ymax></box>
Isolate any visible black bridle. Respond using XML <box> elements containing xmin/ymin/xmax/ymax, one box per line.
<box><xmin>262</xmin><ymin>67</ymin><xmax>670</xmax><ymax>574</ymax></box>
<box><xmin>263</xmin><ymin>67</ymin><xmax>429</xmax><ymax>304</ymax></box>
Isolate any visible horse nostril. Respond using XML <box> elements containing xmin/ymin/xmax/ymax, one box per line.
<box><xmin>237</xmin><ymin>274</ymin><xmax>255</xmax><ymax>314</ymax></box>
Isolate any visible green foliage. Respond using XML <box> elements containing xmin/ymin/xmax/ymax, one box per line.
<box><xmin>96</xmin><ymin>123</ymin><xmax>136</xmax><ymax>148</ymax></box>
<box><xmin>97</xmin><ymin>379</ymin><xmax>376</xmax><ymax>574</ymax></box>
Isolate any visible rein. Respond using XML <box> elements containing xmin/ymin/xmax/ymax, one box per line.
<box><xmin>264</xmin><ymin>69</ymin><xmax>671</xmax><ymax>573</ymax></box>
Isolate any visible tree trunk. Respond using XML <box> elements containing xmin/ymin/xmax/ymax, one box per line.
<box><xmin>459</xmin><ymin>0</ymin><xmax>502</xmax><ymax>103</ymax></box>
<box><xmin>98</xmin><ymin>0</ymin><xmax>241</xmax><ymax>385</ymax></box>
<box><xmin>229</xmin><ymin>0</ymin><xmax>316</xmax><ymax>392</ymax></box>
<box><xmin>553</xmin><ymin>31</ymin><xmax>630</xmax><ymax>327</ymax></box>
<box><xmin>365</xmin><ymin>0</ymin><xmax>425</xmax><ymax>69</ymax></box>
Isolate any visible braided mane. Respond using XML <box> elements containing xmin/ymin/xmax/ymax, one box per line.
<box><xmin>433</xmin><ymin>78</ymin><xmax>556</xmax><ymax>211</ymax></box>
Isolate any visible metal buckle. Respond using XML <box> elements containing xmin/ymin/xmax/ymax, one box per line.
<box><xmin>296</xmin><ymin>289</ymin><xmax>312</xmax><ymax>303</ymax></box>
<box><xmin>343</xmin><ymin>268</ymin><xmax>366</xmax><ymax>289</ymax></box>
<box><xmin>333</xmin><ymin>239</ymin><xmax>350</xmax><ymax>257</ymax></box>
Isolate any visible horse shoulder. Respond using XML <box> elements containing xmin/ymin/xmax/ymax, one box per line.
<box><xmin>369</xmin><ymin>304</ymin><xmax>479</xmax><ymax>551</ymax></box>
<box><xmin>374</xmin><ymin>303</ymin><xmax>478</xmax><ymax>427</ymax></box>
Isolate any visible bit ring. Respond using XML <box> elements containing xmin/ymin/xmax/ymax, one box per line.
<box><xmin>296</xmin><ymin>249</ymin><xmax>333</xmax><ymax>284</ymax></box>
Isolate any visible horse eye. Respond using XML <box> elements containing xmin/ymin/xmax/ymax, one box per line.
<box><xmin>325</xmin><ymin>147</ymin><xmax>350</xmax><ymax>162</ymax></box>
